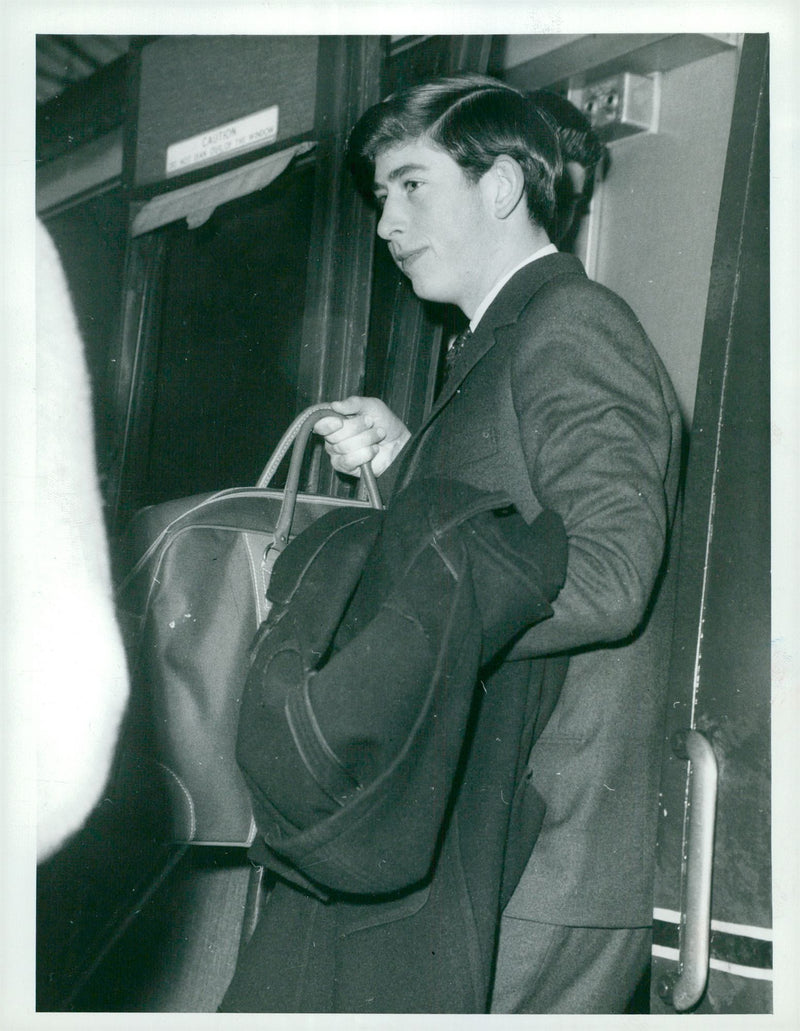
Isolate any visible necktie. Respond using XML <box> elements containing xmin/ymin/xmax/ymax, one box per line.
<box><xmin>444</xmin><ymin>327</ymin><xmax>473</xmax><ymax>382</ymax></box>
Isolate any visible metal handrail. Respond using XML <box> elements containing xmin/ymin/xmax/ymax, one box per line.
<box><xmin>659</xmin><ymin>728</ymin><xmax>719</xmax><ymax>1012</ymax></box>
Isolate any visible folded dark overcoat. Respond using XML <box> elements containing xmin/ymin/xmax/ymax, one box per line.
<box><xmin>220</xmin><ymin>477</ymin><xmax>567</xmax><ymax>1013</ymax></box>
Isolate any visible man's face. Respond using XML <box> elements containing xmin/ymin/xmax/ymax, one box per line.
<box><xmin>372</xmin><ymin>138</ymin><xmax>498</xmax><ymax>317</ymax></box>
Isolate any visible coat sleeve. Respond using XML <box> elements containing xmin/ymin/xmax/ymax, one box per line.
<box><xmin>509</xmin><ymin>276</ymin><xmax>681</xmax><ymax>658</ymax></box>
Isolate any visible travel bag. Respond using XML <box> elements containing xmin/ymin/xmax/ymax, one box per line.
<box><xmin>115</xmin><ymin>405</ymin><xmax>381</xmax><ymax>846</ymax></box>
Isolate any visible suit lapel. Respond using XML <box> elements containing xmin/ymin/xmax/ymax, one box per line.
<box><xmin>429</xmin><ymin>253</ymin><xmax>584</xmax><ymax>417</ymax></box>
<box><xmin>393</xmin><ymin>252</ymin><xmax>584</xmax><ymax>492</ymax></box>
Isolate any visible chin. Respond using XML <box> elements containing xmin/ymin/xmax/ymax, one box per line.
<box><xmin>407</xmin><ymin>276</ymin><xmax>450</xmax><ymax>305</ymax></box>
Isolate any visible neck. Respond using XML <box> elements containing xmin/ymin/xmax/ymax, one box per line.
<box><xmin>463</xmin><ymin>223</ymin><xmax>552</xmax><ymax>321</ymax></box>
<box><xmin>505</xmin><ymin>220</ymin><xmax>552</xmax><ymax>267</ymax></box>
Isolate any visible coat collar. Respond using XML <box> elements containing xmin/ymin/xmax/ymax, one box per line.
<box><xmin>394</xmin><ymin>252</ymin><xmax>586</xmax><ymax>492</ymax></box>
<box><xmin>429</xmin><ymin>252</ymin><xmax>586</xmax><ymax>417</ymax></box>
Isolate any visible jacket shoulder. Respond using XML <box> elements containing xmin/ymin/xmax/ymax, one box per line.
<box><xmin>527</xmin><ymin>269</ymin><xmax>646</xmax><ymax>329</ymax></box>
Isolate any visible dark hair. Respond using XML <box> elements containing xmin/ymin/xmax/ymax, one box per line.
<box><xmin>528</xmin><ymin>89</ymin><xmax>609</xmax><ymax>244</ymax></box>
<box><xmin>528</xmin><ymin>89</ymin><xmax>607</xmax><ymax>169</ymax></box>
<box><xmin>346</xmin><ymin>73</ymin><xmax>563</xmax><ymax>229</ymax></box>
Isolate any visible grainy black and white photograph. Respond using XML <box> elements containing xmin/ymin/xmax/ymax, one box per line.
<box><xmin>2</xmin><ymin>3</ymin><xmax>798</xmax><ymax>1028</ymax></box>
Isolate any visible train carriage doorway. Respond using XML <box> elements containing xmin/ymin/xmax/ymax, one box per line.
<box><xmin>650</xmin><ymin>33</ymin><xmax>773</xmax><ymax>1014</ymax></box>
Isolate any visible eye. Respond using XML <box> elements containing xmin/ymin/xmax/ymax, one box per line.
<box><xmin>404</xmin><ymin>179</ymin><xmax>422</xmax><ymax>194</ymax></box>
<box><xmin>373</xmin><ymin>192</ymin><xmax>387</xmax><ymax>210</ymax></box>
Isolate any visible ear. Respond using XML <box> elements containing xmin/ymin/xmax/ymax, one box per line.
<box><xmin>483</xmin><ymin>155</ymin><xmax>526</xmax><ymax>219</ymax></box>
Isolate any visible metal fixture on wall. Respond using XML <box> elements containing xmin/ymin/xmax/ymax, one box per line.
<box><xmin>569</xmin><ymin>71</ymin><xmax>660</xmax><ymax>141</ymax></box>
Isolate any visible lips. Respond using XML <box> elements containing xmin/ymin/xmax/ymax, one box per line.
<box><xmin>392</xmin><ymin>247</ymin><xmax>426</xmax><ymax>272</ymax></box>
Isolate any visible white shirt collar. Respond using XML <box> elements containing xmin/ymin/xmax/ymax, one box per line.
<box><xmin>469</xmin><ymin>243</ymin><xmax>558</xmax><ymax>332</ymax></box>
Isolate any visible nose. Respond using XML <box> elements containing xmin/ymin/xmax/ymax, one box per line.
<box><xmin>376</xmin><ymin>194</ymin><xmax>401</xmax><ymax>241</ymax></box>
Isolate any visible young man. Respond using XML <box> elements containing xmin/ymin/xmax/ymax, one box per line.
<box><xmin>314</xmin><ymin>74</ymin><xmax>682</xmax><ymax>1013</ymax></box>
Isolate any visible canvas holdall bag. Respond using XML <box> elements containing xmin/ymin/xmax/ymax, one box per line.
<box><xmin>115</xmin><ymin>405</ymin><xmax>382</xmax><ymax>846</ymax></box>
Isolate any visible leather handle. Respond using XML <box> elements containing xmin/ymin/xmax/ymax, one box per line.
<box><xmin>258</xmin><ymin>405</ymin><xmax>382</xmax><ymax>556</ymax></box>
<box><xmin>256</xmin><ymin>403</ymin><xmax>334</xmax><ymax>489</ymax></box>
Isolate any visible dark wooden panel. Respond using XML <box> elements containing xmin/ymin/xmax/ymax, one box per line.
<box><xmin>128</xmin><ymin>36</ymin><xmax>318</xmax><ymax>192</ymax></box>
<box><xmin>126</xmin><ymin>161</ymin><xmax>317</xmax><ymax>512</ymax></box>
<box><xmin>294</xmin><ymin>36</ymin><xmax>384</xmax><ymax>497</ymax></box>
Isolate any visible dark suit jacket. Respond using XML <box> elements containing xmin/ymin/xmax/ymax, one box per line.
<box><xmin>389</xmin><ymin>252</ymin><xmax>683</xmax><ymax>926</ymax></box>
<box><xmin>221</xmin><ymin>478</ymin><xmax>568</xmax><ymax>1012</ymax></box>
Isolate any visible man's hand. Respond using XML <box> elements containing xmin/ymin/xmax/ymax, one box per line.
<box><xmin>314</xmin><ymin>397</ymin><xmax>410</xmax><ymax>477</ymax></box>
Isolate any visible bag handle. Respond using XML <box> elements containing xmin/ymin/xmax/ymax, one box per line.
<box><xmin>258</xmin><ymin>404</ymin><xmax>382</xmax><ymax>556</ymax></box>
<box><xmin>118</xmin><ymin>406</ymin><xmax>381</xmax><ymax>594</ymax></box>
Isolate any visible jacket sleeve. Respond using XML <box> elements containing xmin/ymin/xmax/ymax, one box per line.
<box><xmin>509</xmin><ymin>276</ymin><xmax>681</xmax><ymax>658</ymax></box>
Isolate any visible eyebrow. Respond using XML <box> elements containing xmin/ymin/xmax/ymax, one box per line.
<box><xmin>372</xmin><ymin>162</ymin><xmax>429</xmax><ymax>193</ymax></box>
